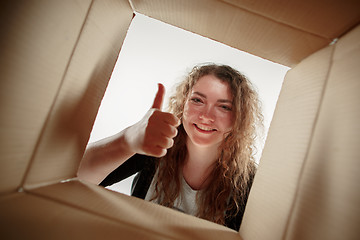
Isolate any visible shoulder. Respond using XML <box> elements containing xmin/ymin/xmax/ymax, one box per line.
<box><xmin>225</xmin><ymin>161</ymin><xmax>257</xmax><ymax>231</ymax></box>
<box><xmin>99</xmin><ymin>154</ymin><xmax>157</xmax><ymax>187</ymax></box>
<box><xmin>131</xmin><ymin>156</ymin><xmax>158</xmax><ymax>199</ymax></box>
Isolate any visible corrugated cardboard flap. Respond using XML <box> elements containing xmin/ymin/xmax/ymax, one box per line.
<box><xmin>0</xmin><ymin>180</ymin><xmax>240</xmax><ymax>240</ymax></box>
<box><xmin>131</xmin><ymin>0</ymin><xmax>360</xmax><ymax>67</ymax></box>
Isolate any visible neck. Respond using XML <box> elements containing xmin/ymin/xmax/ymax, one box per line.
<box><xmin>182</xmin><ymin>138</ymin><xmax>219</xmax><ymax>190</ymax></box>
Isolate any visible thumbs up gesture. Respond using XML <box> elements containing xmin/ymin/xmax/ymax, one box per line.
<box><xmin>124</xmin><ymin>84</ymin><xmax>181</xmax><ymax>157</ymax></box>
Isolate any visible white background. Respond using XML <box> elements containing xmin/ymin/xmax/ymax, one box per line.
<box><xmin>88</xmin><ymin>14</ymin><xmax>290</xmax><ymax>195</ymax></box>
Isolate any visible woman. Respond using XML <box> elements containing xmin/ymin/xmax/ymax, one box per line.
<box><xmin>78</xmin><ymin>63</ymin><xmax>263</xmax><ymax>230</ymax></box>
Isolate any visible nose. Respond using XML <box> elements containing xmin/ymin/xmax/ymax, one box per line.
<box><xmin>199</xmin><ymin>106</ymin><xmax>215</xmax><ymax>122</ymax></box>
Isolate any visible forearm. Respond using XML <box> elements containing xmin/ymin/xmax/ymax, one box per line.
<box><xmin>77</xmin><ymin>130</ymin><xmax>135</xmax><ymax>185</ymax></box>
<box><xmin>77</xmin><ymin>84</ymin><xmax>179</xmax><ymax>184</ymax></box>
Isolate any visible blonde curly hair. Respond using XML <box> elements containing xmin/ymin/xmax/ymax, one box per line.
<box><xmin>151</xmin><ymin>63</ymin><xmax>264</xmax><ymax>226</ymax></box>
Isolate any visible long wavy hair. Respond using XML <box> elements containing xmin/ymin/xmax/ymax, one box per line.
<box><xmin>151</xmin><ymin>63</ymin><xmax>264</xmax><ymax>225</ymax></box>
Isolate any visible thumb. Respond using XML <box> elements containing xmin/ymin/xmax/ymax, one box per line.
<box><xmin>151</xmin><ymin>83</ymin><xmax>165</xmax><ymax>110</ymax></box>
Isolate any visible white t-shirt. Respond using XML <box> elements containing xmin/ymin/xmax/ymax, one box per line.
<box><xmin>145</xmin><ymin>170</ymin><xmax>198</xmax><ymax>216</ymax></box>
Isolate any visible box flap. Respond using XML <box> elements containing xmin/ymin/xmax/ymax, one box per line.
<box><xmin>223</xmin><ymin>0</ymin><xmax>360</xmax><ymax>39</ymax></box>
<box><xmin>22</xmin><ymin>0</ymin><xmax>134</xmax><ymax>190</ymax></box>
<box><xmin>0</xmin><ymin>180</ymin><xmax>240</xmax><ymax>239</ymax></box>
<box><xmin>285</xmin><ymin>24</ymin><xmax>360</xmax><ymax>240</ymax></box>
<box><xmin>0</xmin><ymin>0</ymin><xmax>93</xmax><ymax>194</ymax></box>
<box><xmin>131</xmin><ymin>0</ymin><xmax>360</xmax><ymax>67</ymax></box>
<box><xmin>0</xmin><ymin>0</ymin><xmax>133</xmax><ymax>193</ymax></box>
<box><xmin>240</xmin><ymin>44</ymin><xmax>334</xmax><ymax>239</ymax></box>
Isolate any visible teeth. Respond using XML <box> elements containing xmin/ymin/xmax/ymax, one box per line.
<box><xmin>196</xmin><ymin>124</ymin><xmax>214</xmax><ymax>131</ymax></box>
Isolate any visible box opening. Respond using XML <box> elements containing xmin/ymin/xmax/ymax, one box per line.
<box><xmin>87</xmin><ymin>13</ymin><xmax>290</xmax><ymax>195</ymax></box>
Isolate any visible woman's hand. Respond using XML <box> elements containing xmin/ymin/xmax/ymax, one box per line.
<box><xmin>78</xmin><ymin>83</ymin><xmax>180</xmax><ymax>184</ymax></box>
<box><xmin>123</xmin><ymin>83</ymin><xmax>180</xmax><ymax>157</ymax></box>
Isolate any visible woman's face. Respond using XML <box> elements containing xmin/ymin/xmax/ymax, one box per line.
<box><xmin>182</xmin><ymin>74</ymin><xmax>234</xmax><ymax>148</ymax></box>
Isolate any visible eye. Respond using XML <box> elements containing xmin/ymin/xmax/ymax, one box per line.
<box><xmin>220</xmin><ymin>105</ymin><xmax>232</xmax><ymax>111</ymax></box>
<box><xmin>190</xmin><ymin>97</ymin><xmax>203</xmax><ymax>104</ymax></box>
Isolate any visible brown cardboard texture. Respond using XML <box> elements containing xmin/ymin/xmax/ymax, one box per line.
<box><xmin>131</xmin><ymin>0</ymin><xmax>360</xmax><ymax>67</ymax></box>
<box><xmin>1</xmin><ymin>0</ymin><xmax>360</xmax><ymax>239</ymax></box>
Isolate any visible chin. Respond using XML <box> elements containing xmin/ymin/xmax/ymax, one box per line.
<box><xmin>190</xmin><ymin>136</ymin><xmax>222</xmax><ymax>148</ymax></box>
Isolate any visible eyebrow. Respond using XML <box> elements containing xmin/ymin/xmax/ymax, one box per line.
<box><xmin>192</xmin><ymin>91</ymin><xmax>233</xmax><ymax>104</ymax></box>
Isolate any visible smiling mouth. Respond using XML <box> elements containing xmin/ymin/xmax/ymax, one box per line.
<box><xmin>194</xmin><ymin>124</ymin><xmax>217</xmax><ymax>132</ymax></box>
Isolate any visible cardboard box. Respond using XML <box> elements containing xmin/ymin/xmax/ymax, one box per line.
<box><xmin>1</xmin><ymin>0</ymin><xmax>359</xmax><ymax>239</ymax></box>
